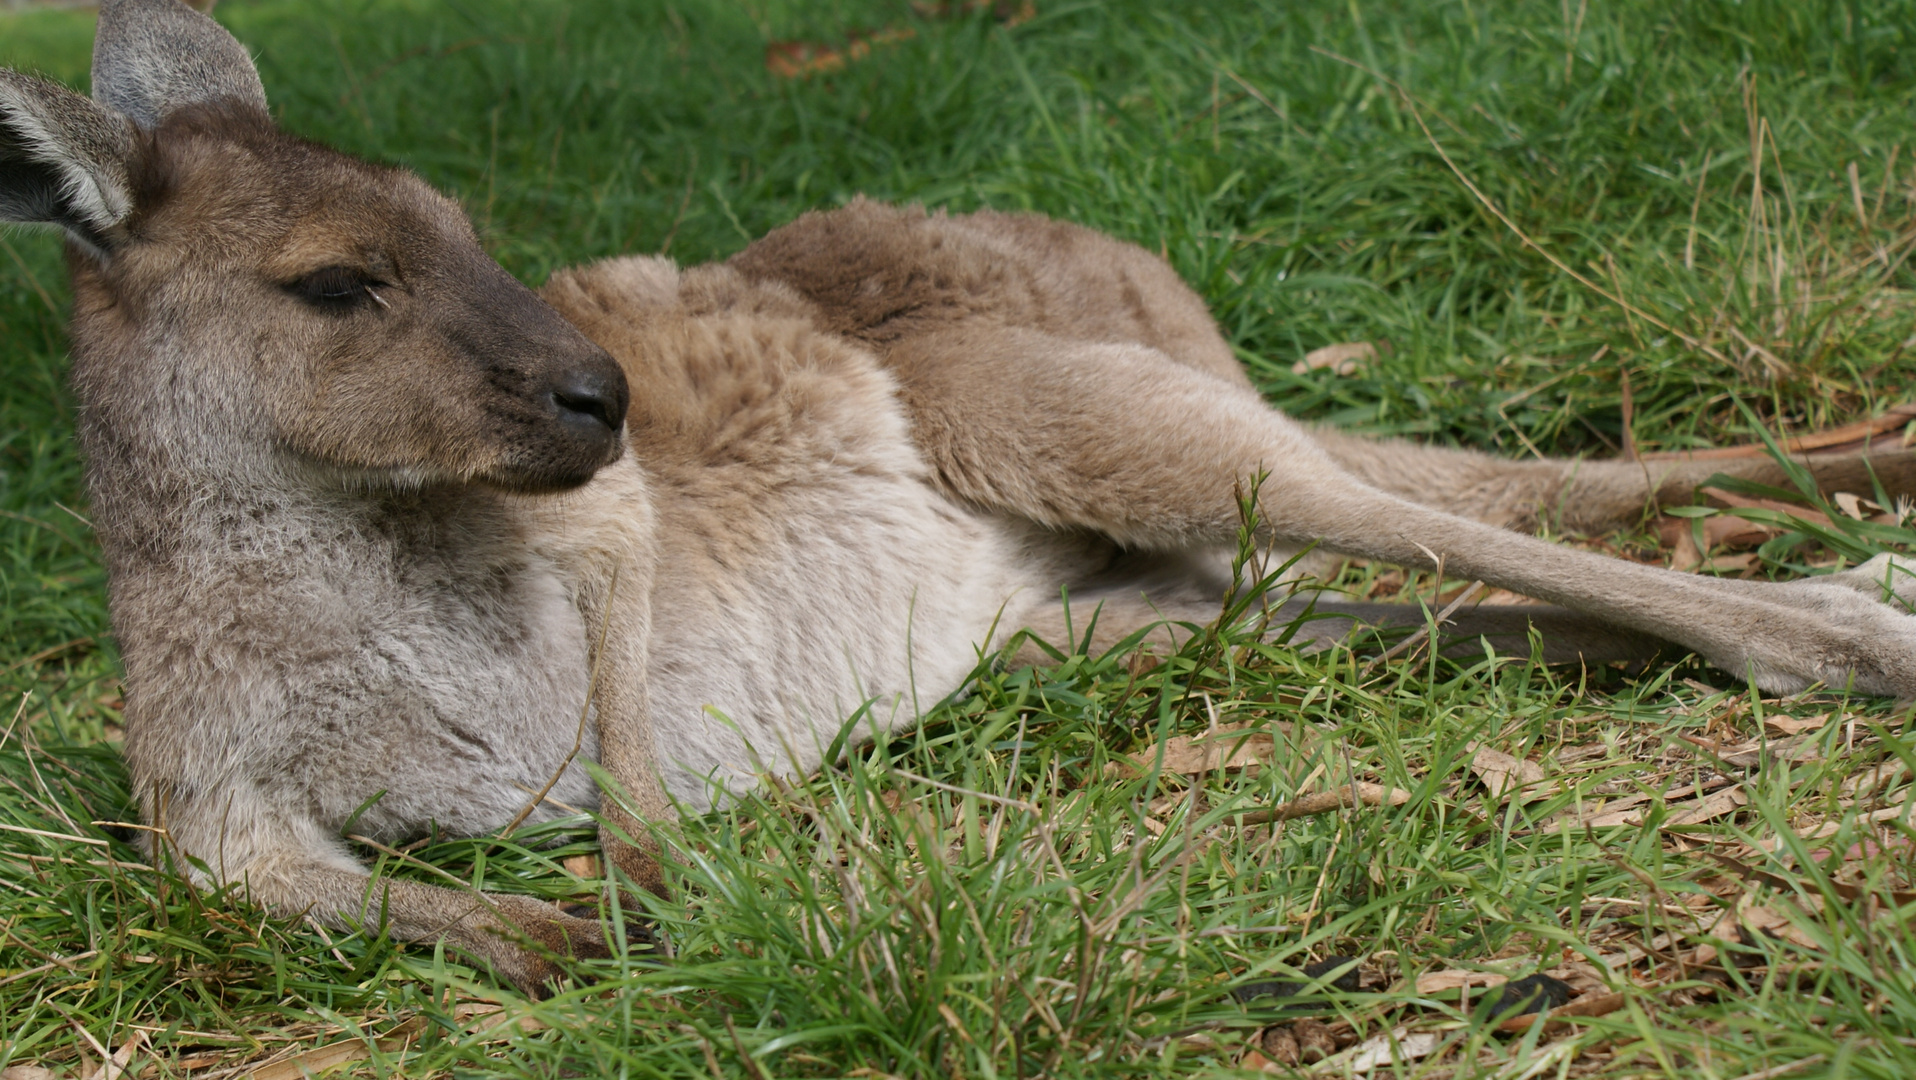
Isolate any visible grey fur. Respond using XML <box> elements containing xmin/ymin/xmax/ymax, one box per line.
<box><xmin>12</xmin><ymin>0</ymin><xmax>1916</xmax><ymax>999</ymax></box>
<box><xmin>0</xmin><ymin>71</ymin><xmax>136</xmax><ymax>250</ymax></box>
<box><xmin>92</xmin><ymin>0</ymin><xmax>267</xmax><ymax>128</ymax></box>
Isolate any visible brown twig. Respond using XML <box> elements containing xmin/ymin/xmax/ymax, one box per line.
<box><xmin>1231</xmin><ymin>782</ymin><xmax>1413</xmax><ymax>826</ymax></box>
<box><xmin>499</xmin><ymin>567</ymin><xmax>618</xmax><ymax>839</ymax></box>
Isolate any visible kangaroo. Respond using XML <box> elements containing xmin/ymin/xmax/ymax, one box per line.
<box><xmin>7</xmin><ymin>0</ymin><xmax>1916</xmax><ymax>995</ymax></box>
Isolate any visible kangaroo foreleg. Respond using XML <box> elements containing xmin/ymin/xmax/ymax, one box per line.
<box><xmin>252</xmin><ymin>861</ymin><xmax>610</xmax><ymax>996</ymax></box>
<box><xmin>153</xmin><ymin>790</ymin><xmax>607</xmax><ymax>997</ymax></box>
<box><xmin>524</xmin><ymin>458</ymin><xmax>674</xmax><ymax>902</ymax></box>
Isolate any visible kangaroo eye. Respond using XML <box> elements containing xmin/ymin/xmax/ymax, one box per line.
<box><xmin>288</xmin><ymin>266</ymin><xmax>381</xmax><ymax>311</ymax></box>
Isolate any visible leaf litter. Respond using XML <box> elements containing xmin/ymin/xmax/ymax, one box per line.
<box><xmin>1107</xmin><ymin>684</ymin><xmax>1916</xmax><ymax>1076</ymax></box>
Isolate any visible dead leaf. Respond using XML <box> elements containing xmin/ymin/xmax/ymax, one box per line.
<box><xmin>247</xmin><ymin>1042</ymin><xmax>372</xmax><ymax>1080</ymax></box>
<box><xmin>1702</xmin><ymin>731</ymin><xmax>1825</xmax><ymax>767</ymax></box>
<box><xmin>1764</xmin><ymin>714</ymin><xmax>1828</xmax><ymax>737</ymax></box>
<box><xmin>1656</xmin><ymin>515</ymin><xmax>1782</xmax><ymax>562</ymax></box>
<box><xmin>1839</xmin><ymin>758</ymin><xmax>1906</xmax><ymax>799</ymax></box>
<box><xmin>562</xmin><ymin>853</ymin><xmax>602</xmax><ymax>878</ymax></box>
<box><xmin>1414</xmin><ymin>969</ymin><xmax>1509</xmax><ymax>994</ymax></box>
<box><xmin>1832</xmin><ymin>492</ymin><xmax>1882</xmax><ymax>521</ymax></box>
<box><xmin>1710</xmin><ymin>852</ymin><xmax>1916</xmax><ymax>907</ymax></box>
<box><xmin>1291</xmin><ymin>341</ymin><xmax>1374</xmax><ymax>376</ymax></box>
<box><xmin>1580</xmin><ymin>795</ymin><xmax>1652</xmax><ymax>828</ymax></box>
<box><xmin>1343</xmin><ymin>1028</ymin><xmax>1443</xmax><ymax>1071</ymax></box>
<box><xmin>1813</xmin><ymin>835</ymin><xmax>1916</xmax><ymax>862</ymax></box>
<box><xmin>3</xmin><ymin>1067</ymin><xmax>61</xmax><ymax>1080</ymax></box>
<box><xmin>765</xmin><ymin>40</ymin><xmax>845</xmax><ymax>78</ymax></box>
<box><xmin>1667</xmin><ymin>518</ymin><xmax>1703</xmax><ymax>570</ymax></box>
<box><xmin>1473</xmin><ymin>587</ymin><xmax>1542</xmax><ymax>606</ymax></box>
<box><xmin>245</xmin><ymin>1018</ymin><xmax>437</xmax><ymax>1080</ymax></box>
<box><xmin>455</xmin><ymin>1002</ymin><xmax>550</xmax><ymax>1037</ymax></box>
<box><xmin>1701</xmin><ymin>552</ymin><xmax>1759</xmax><ymax>575</ymax></box>
<box><xmin>82</xmin><ymin>1030</ymin><xmax>142</xmax><ymax>1080</ymax></box>
<box><xmin>1177</xmin><ymin>1032</ymin><xmax>1220</xmax><ymax>1051</ymax></box>
<box><xmin>1540</xmin><ymin>961</ymin><xmax>1612</xmax><ymax>997</ymax></box>
<box><xmin>1736</xmin><ymin>901</ymin><xmax>1824</xmax><ymax>952</ymax></box>
<box><xmin>765</xmin><ymin>27</ymin><xmax>916</xmax><ymax>78</ymax></box>
<box><xmin>1238</xmin><ymin>1047</ymin><xmax>1282</xmax><ymax>1073</ymax></box>
<box><xmin>1665</xmin><ymin>785</ymin><xmax>1748</xmax><ymax>826</ymax></box>
<box><xmin>1466</xmin><ymin>743</ymin><xmax>1546</xmax><ymax>801</ymax></box>
<box><xmin>1122</xmin><ymin>722</ymin><xmax>1278</xmax><ymax>775</ymax></box>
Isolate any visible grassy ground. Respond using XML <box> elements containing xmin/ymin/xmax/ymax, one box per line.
<box><xmin>5</xmin><ymin>0</ymin><xmax>1916</xmax><ymax>1076</ymax></box>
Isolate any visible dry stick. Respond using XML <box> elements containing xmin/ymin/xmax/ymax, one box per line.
<box><xmin>1850</xmin><ymin>161</ymin><xmax>1870</xmax><ymax>236</ymax></box>
<box><xmin>1742</xmin><ymin>81</ymin><xmax>1773</xmax><ymax>240</ymax></box>
<box><xmin>1871</xmin><ymin>146</ymin><xmax>1901</xmax><ymax>268</ymax></box>
<box><xmin>0</xmin><ymin>691</ymin><xmax>30</xmax><ymax>752</ymax></box>
<box><xmin>1309</xmin><ymin>46</ymin><xmax>1736</xmax><ymax>368</ymax></box>
<box><xmin>1561</xmin><ymin>0</ymin><xmax>1589</xmax><ymax>83</ymax></box>
<box><xmin>1233</xmin><ymin>783</ymin><xmax>1413</xmax><ymax>826</ymax></box>
<box><xmin>3</xmin><ymin>637</ymin><xmax>93</xmax><ymax>674</ymax></box>
<box><xmin>722</xmin><ymin>1013</ymin><xmax>770</xmax><ymax>1080</ymax></box>
<box><xmin>653</xmin><ymin>150</ymin><xmax>699</xmax><ymax>255</ymax></box>
<box><xmin>1686</xmin><ymin>152</ymin><xmax>1713</xmax><ymax>271</ymax></box>
<box><xmin>1220</xmin><ymin>68</ymin><xmax>1313</xmax><ymax>142</ymax></box>
<box><xmin>67</xmin><ymin>1020</ymin><xmax>114</xmax><ymax>1079</ymax></box>
<box><xmin>1729</xmin><ymin>1055</ymin><xmax>1827</xmax><ymax>1080</ymax></box>
<box><xmin>1368</xmin><ymin>580</ymin><xmax>1487</xmax><ymax>669</ymax></box>
<box><xmin>0</xmin><ymin>233</ymin><xmax>60</xmax><ymax>319</ymax></box>
<box><xmin>1604</xmin><ymin>251</ymin><xmax>1644</xmax><ymax>350</ymax></box>
<box><xmin>498</xmin><ymin>566</ymin><xmax>619</xmax><ymax>840</ymax></box>
<box><xmin>1619</xmin><ymin>363</ymin><xmax>1638</xmax><ymax>462</ymax></box>
<box><xmin>1495</xmin><ymin>362</ymin><xmax>1584</xmax><ymax>462</ymax></box>
<box><xmin>0</xmin><ymin>950</ymin><xmax>100</xmax><ymax>989</ymax></box>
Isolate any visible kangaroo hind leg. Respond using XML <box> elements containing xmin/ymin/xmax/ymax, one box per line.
<box><xmin>890</xmin><ymin>326</ymin><xmax>1916</xmax><ymax>697</ymax></box>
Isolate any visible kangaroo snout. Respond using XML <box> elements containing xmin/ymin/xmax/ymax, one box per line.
<box><xmin>502</xmin><ymin>340</ymin><xmax>628</xmax><ymax>489</ymax></box>
<box><xmin>548</xmin><ymin>363</ymin><xmax>627</xmax><ymax>436</ymax></box>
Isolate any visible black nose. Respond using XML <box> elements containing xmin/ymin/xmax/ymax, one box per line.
<box><xmin>549</xmin><ymin>369</ymin><xmax>626</xmax><ymax>433</ymax></box>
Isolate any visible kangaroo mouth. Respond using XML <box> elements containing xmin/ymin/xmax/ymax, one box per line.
<box><xmin>483</xmin><ymin>420</ymin><xmax>626</xmax><ymax>493</ymax></box>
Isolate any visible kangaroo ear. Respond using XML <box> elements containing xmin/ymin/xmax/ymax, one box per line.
<box><xmin>0</xmin><ymin>70</ymin><xmax>138</xmax><ymax>254</ymax></box>
<box><xmin>92</xmin><ymin>0</ymin><xmax>267</xmax><ymax>130</ymax></box>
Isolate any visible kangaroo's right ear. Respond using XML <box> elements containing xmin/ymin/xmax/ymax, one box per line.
<box><xmin>0</xmin><ymin>70</ymin><xmax>138</xmax><ymax>255</ymax></box>
<box><xmin>92</xmin><ymin>0</ymin><xmax>268</xmax><ymax>130</ymax></box>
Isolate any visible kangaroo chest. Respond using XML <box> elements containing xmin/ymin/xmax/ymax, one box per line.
<box><xmin>117</xmin><ymin>493</ymin><xmax>604</xmax><ymax>845</ymax></box>
<box><xmin>310</xmin><ymin>531</ymin><xmax>604</xmax><ymax>842</ymax></box>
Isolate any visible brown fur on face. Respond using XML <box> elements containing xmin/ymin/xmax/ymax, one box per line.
<box><xmin>71</xmin><ymin>102</ymin><xmax>627</xmax><ymax>494</ymax></box>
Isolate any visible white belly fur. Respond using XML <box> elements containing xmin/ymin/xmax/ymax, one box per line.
<box><xmin>647</xmin><ymin>478</ymin><xmax>1037</xmax><ymax>809</ymax></box>
<box><xmin>539</xmin><ymin>254</ymin><xmax>1053</xmax><ymax>812</ymax></box>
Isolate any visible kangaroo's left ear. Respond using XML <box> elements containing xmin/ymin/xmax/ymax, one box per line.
<box><xmin>0</xmin><ymin>70</ymin><xmax>138</xmax><ymax>255</ymax></box>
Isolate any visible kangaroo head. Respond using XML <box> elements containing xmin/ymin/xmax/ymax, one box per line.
<box><xmin>0</xmin><ymin>0</ymin><xmax>627</xmax><ymax>493</ymax></box>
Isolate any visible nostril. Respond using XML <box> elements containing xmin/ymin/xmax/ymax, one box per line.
<box><xmin>550</xmin><ymin>373</ymin><xmax>623</xmax><ymax>433</ymax></box>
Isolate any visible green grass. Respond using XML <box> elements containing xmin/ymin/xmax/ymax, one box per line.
<box><xmin>7</xmin><ymin>0</ymin><xmax>1916</xmax><ymax>1075</ymax></box>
